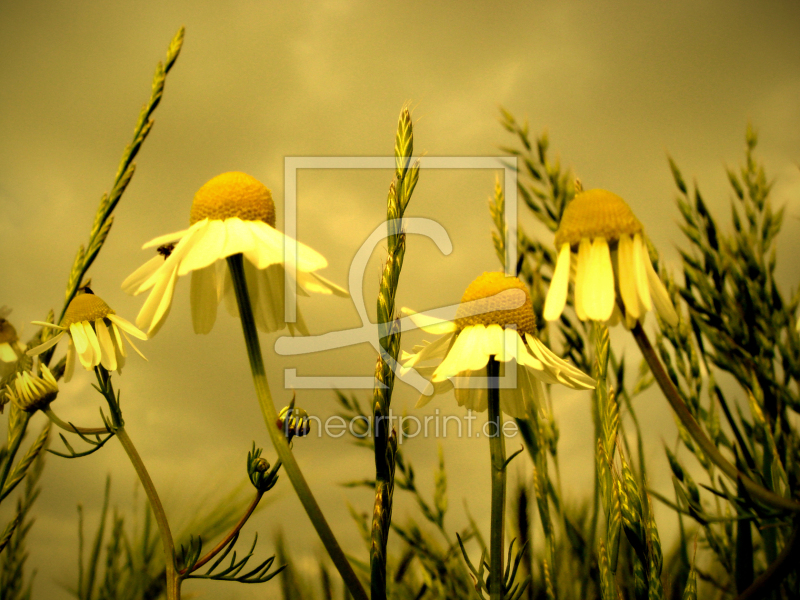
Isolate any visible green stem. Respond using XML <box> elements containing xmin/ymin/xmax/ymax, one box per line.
<box><xmin>632</xmin><ymin>322</ymin><xmax>800</xmax><ymax>512</ymax></box>
<box><xmin>488</xmin><ymin>357</ymin><xmax>506</xmax><ymax>600</ymax></box>
<box><xmin>0</xmin><ymin>411</ymin><xmax>31</xmax><ymax>498</ymax></box>
<box><xmin>115</xmin><ymin>426</ymin><xmax>179</xmax><ymax>599</ymax></box>
<box><xmin>44</xmin><ymin>408</ymin><xmax>109</xmax><ymax>435</ymax></box>
<box><xmin>182</xmin><ymin>490</ymin><xmax>264</xmax><ymax>575</ymax></box>
<box><xmin>226</xmin><ymin>254</ymin><xmax>368</xmax><ymax>600</ymax></box>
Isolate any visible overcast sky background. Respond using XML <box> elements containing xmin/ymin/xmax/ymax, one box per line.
<box><xmin>2</xmin><ymin>1</ymin><xmax>800</xmax><ymax>598</ymax></box>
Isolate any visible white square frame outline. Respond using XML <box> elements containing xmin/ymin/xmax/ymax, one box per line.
<box><xmin>282</xmin><ymin>156</ymin><xmax>518</xmax><ymax>390</ymax></box>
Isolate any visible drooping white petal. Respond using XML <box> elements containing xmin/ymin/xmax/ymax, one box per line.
<box><xmin>525</xmin><ymin>334</ymin><xmax>596</xmax><ymax>389</ymax></box>
<box><xmin>585</xmin><ymin>238</ymin><xmax>615</xmax><ymax>321</ymax></box>
<box><xmin>241</xmin><ymin>221</ymin><xmax>285</xmax><ymax>269</ymax></box>
<box><xmin>122</xmin><ymin>256</ymin><xmax>164</xmax><ymax>295</ymax></box>
<box><xmin>248</xmin><ymin>221</ymin><xmax>328</xmax><ymax>272</ymax></box>
<box><xmin>645</xmin><ymin>256</ymin><xmax>679</xmax><ymax>327</ymax></box>
<box><xmin>30</xmin><ymin>321</ymin><xmax>67</xmax><ymax>331</ymax></box>
<box><xmin>402</xmin><ymin>308</ymin><xmax>457</xmax><ymax>335</ymax></box>
<box><xmin>95</xmin><ymin>320</ymin><xmax>117</xmax><ymax>371</ymax></box>
<box><xmin>142</xmin><ymin>225</ymin><xmax>196</xmax><ymax>249</ymax></box>
<box><xmin>84</xmin><ymin>322</ymin><xmax>102</xmax><ymax>367</ymax></box>
<box><xmin>544</xmin><ymin>243</ymin><xmax>571</xmax><ymax>321</ymax></box>
<box><xmin>26</xmin><ymin>331</ymin><xmax>65</xmax><ymax>356</ymax></box>
<box><xmin>137</xmin><ymin>266</ymin><xmax>179</xmax><ymax>337</ymax></box>
<box><xmin>110</xmin><ymin>323</ymin><xmax>126</xmax><ymax>358</ymax></box>
<box><xmin>220</xmin><ymin>218</ymin><xmax>256</xmax><ymax>258</ymax></box>
<box><xmin>121</xmin><ymin>331</ymin><xmax>147</xmax><ymax>360</ymax></box>
<box><xmin>432</xmin><ymin>329</ymin><xmax>473</xmax><ymax>381</ymax></box>
<box><xmin>136</xmin><ymin>223</ymin><xmax>206</xmax><ymax>292</ymax></box>
<box><xmin>253</xmin><ymin>263</ymin><xmax>285</xmax><ymax>333</ymax></box>
<box><xmin>499</xmin><ymin>364</ymin><xmax>529</xmax><ymax>418</ymax></box>
<box><xmin>106</xmin><ymin>315</ymin><xmax>147</xmax><ymax>340</ymax></box>
<box><xmin>177</xmin><ymin>219</ymin><xmax>227</xmax><ymax>276</ymax></box>
<box><xmin>402</xmin><ymin>332</ymin><xmax>455</xmax><ymax>368</ymax></box>
<box><xmin>287</xmin><ymin>306</ymin><xmax>310</xmax><ymax>336</ymax></box>
<box><xmin>190</xmin><ymin>264</ymin><xmax>219</xmax><ymax>334</ymax></box>
<box><xmin>496</xmin><ymin>327</ymin><xmax>520</xmax><ymax>364</ymax></box>
<box><xmin>574</xmin><ymin>238</ymin><xmax>591</xmax><ymax>320</ymax></box>
<box><xmin>632</xmin><ymin>234</ymin><xmax>652</xmax><ymax>313</ymax></box>
<box><xmin>296</xmin><ymin>271</ymin><xmax>349</xmax><ymax>297</ymax></box>
<box><xmin>617</xmin><ymin>235</ymin><xmax>640</xmax><ymax>321</ymax></box>
<box><xmin>69</xmin><ymin>323</ymin><xmax>89</xmax><ymax>356</ymax></box>
<box><xmin>483</xmin><ymin>324</ymin><xmax>505</xmax><ymax>360</ymax></box>
<box><xmin>461</xmin><ymin>326</ymin><xmax>490</xmax><ymax>373</ymax></box>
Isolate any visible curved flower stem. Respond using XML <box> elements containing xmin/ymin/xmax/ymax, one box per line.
<box><xmin>488</xmin><ymin>357</ymin><xmax>506</xmax><ymax>600</ymax></box>
<box><xmin>181</xmin><ymin>489</ymin><xmax>265</xmax><ymax>575</ymax></box>
<box><xmin>115</xmin><ymin>425</ymin><xmax>180</xmax><ymax>599</ymax></box>
<box><xmin>44</xmin><ymin>408</ymin><xmax>110</xmax><ymax>435</ymax></box>
<box><xmin>632</xmin><ymin>323</ymin><xmax>800</xmax><ymax>512</ymax></box>
<box><xmin>226</xmin><ymin>254</ymin><xmax>368</xmax><ymax>600</ymax></box>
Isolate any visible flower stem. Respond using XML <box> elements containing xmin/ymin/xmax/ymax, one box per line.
<box><xmin>44</xmin><ymin>408</ymin><xmax>110</xmax><ymax>435</ymax></box>
<box><xmin>632</xmin><ymin>322</ymin><xmax>800</xmax><ymax>512</ymax></box>
<box><xmin>226</xmin><ymin>254</ymin><xmax>368</xmax><ymax>600</ymax></box>
<box><xmin>182</xmin><ymin>490</ymin><xmax>264</xmax><ymax>575</ymax></box>
<box><xmin>0</xmin><ymin>410</ymin><xmax>31</xmax><ymax>498</ymax></box>
<box><xmin>115</xmin><ymin>425</ymin><xmax>180</xmax><ymax>599</ymax></box>
<box><xmin>488</xmin><ymin>356</ymin><xmax>506</xmax><ymax>600</ymax></box>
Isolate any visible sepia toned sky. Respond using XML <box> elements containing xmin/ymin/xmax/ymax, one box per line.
<box><xmin>2</xmin><ymin>1</ymin><xmax>800</xmax><ymax>598</ymax></box>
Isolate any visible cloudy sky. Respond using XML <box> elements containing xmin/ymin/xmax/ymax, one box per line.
<box><xmin>2</xmin><ymin>1</ymin><xmax>800</xmax><ymax>598</ymax></box>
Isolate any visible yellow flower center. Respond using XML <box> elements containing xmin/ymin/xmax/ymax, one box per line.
<box><xmin>61</xmin><ymin>294</ymin><xmax>114</xmax><ymax>328</ymax></box>
<box><xmin>189</xmin><ymin>172</ymin><xmax>276</xmax><ymax>227</ymax></box>
<box><xmin>554</xmin><ymin>189</ymin><xmax>643</xmax><ymax>248</ymax></box>
<box><xmin>455</xmin><ymin>272</ymin><xmax>536</xmax><ymax>334</ymax></box>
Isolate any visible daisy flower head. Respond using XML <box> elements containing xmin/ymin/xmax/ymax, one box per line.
<box><xmin>27</xmin><ymin>293</ymin><xmax>147</xmax><ymax>382</ymax></box>
<box><xmin>402</xmin><ymin>272</ymin><xmax>595</xmax><ymax>419</ymax></box>
<box><xmin>122</xmin><ymin>172</ymin><xmax>347</xmax><ymax>337</ymax></box>
<box><xmin>543</xmin><ymin>188</ymin><xmax>679</xmax><ymax>328</ymax></box>
<box><xmin>2</xmin><ymin>365</ymin><xmax>59</xmax><ymax>413</ymax></box>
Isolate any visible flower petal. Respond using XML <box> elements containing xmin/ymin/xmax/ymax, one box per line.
<box><xmin>574</xmin><ymin>238</ymin><xmax>591</xmax><ymax>321</ymax></box>
<box><xmin>525</xmin><ymin>334</ymin><xmax>596</xmax><ymax>389</ymax></box>
<box><xmin>177</xmin><ymin>220</ymin><xmax>227</xmax><ymax>276</ymax></box>
<box><xmin>0</xmin><ymin>343</ymin><xmax>16</xmax><ymax>362</ymax></box>
<box><xmin>122</xmin><ymin>256</ymin><xmax>164</xmax><ymax>295</ymax></box>
<box><xmin>544</xmin><ymin>243</ymin><xmax>571</xmax><ymax>321</ymax></box>
<box><xmin>483</xmin><ymin>323</ymin><xmax>504</xmax><ymax>360</ymax></box>
<box><xmin>142</xmin><ymin>225</ymin><xmax>195</xmax><ymax>249</ymax></box>
<box><xmin>402</xmin><ymin>307</ymin><xmax>457</xmax><ymax>335</ymax></box>
<box><xmin>110</xmin><ymin>323</ymin><xmax>126</xmax><ymax>358</ymax></box>
<box><xmin>190</xmin><ymin>264</ymin><xmax>219</xmax><ymax>334</ymax></box>
<box><xmin>432</xmin><ymin>329</ymin><xmax>472</xmax><ymax>381</ymax></box>
<box><xmin>297</xmin><ymin>271</ymin><xmax>349</xmax><ymax>297</ymax></box>
<box><xmin>645</xmin><ymin>256</ymin><xmax>679</xmax><ymax>327</ymax></box>
<box><xmin>106</xmin><ymin>315</ymin><xmax>147</xmax><ymax>341</ymax></box>
<box><xmin>585</xmin><ymin>237</ymin><xmax>615</xmax><ymax>321</ymax></box>
<box><xmin>95</xmin><ymin>320</ymin><xmax>117</xmax><ymax>371</ymax></box>
<box><xmin>220</xmin><ymin>218</ymin><xmax>256</xmax><ymax>258</ymax></box>
<box><xmin>69</xmin><ymin>323</ymin><xmax>89</xmax><ymax>356</ymax></box>
<box><xmin>633</xmin><ymin>233</ymin><xmax>653</xmax><ymax>313</ymax></box>
<box><xmin>462</xmin><ymin>326</ymin><xmax>490</xmax><ymax>372</ymax></box>
<box><xmin>26</xmin><ymin>331</ymin><xmax>65</xmax><ymax>357</ymax></box>
<box><xmin>241</xmin><ymin>221</ymin><xmax>285</xmax><ymax>269</ymax></box>
<box><xmin>617</xmin><ymin>234</ymin><xmax>640</xmax><ymax>321</ymax></box>
<box><xmin>121</xmin><ymin>331</ymin><xmax>147</xmax><ymax>360</ymax></box>
<box><xmin>402</xmin><ymin>332</ymin><xmax>455</xmax><ymax>368</ymax></box>
<box><xmin>137</xmin><ymin>266</ymin><xmax>179</xmax><ymax>337</ymax></box>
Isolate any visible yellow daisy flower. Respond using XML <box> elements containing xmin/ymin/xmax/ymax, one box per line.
<box><xmin>122</xmin><ymin>172</ymin><xmax>347</xmax><ymax>337</ymax></box>
<box><xmin>402</xmin><ymin>272</ymin><xmax>595</xmax><ymax>419</ymax></box>
<box><xmin>2</xmin><ymin>365</ymin><xmax>59</xmax><ymax>413</ymax></box>
<box><xmin>543</xmin><ymin>189</ymin><xmax>679</xmax><ymax>327</ymax></box>
<box><xmin>27</xmin><ymin>293</ymin><xmax>146</xmax><ymax>382</ymax></box>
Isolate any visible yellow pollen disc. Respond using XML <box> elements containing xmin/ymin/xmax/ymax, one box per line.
<box><xmin>189</xmin><ymin>172</ymin><xmax>276</xmax><ymax>227</ymax></box>
<box><xmin>454</xmin><ymin>272</ymin><xmax>536</xmax><ymax>334</ymax></box>
<box><xmin>61</xmin><ymin>294</ymin><xmax>114</xmax><ymax>328</ymax></box>
<box><xmin>554</xmin><ymin>189</ymin><xmax>643</xmax><ymax>248</ymax></box>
